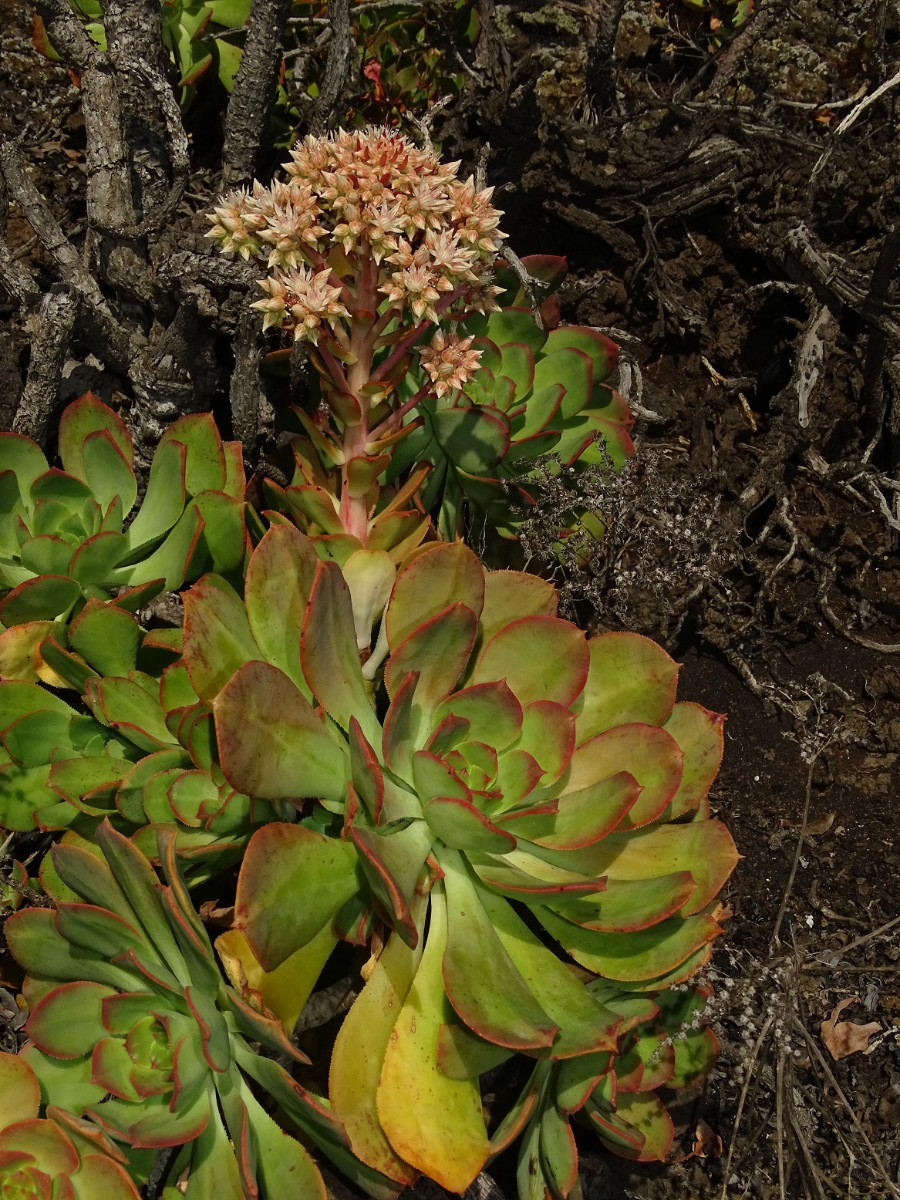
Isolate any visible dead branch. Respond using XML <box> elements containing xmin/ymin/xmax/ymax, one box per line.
<box><xmin>707</xmin><ymin>0</ymin><xmax>777</xmax><ymax>101</ymax></box>
<box><xmin>0</xmin><ymin>140</ymin><xmax>138</xmax><ymax>375</ymax></box>
<box><xmin>223</xmin><ymin>0</ymin><xmax>294</xmax><ymax>186</ymax></box>
<box><xmin>307</xmin><ymin>0</ymin><xmax>352</xmax><ymax>136</ymax></box>
<box><xmin>14</xmin><ymin>289</ymin><xmax>80</xmax><ymax>446</ymax></box>
<box><xmin>584</xmin><ymin>0</ymin><xmax>627</xmax><ymax>116</ymax></box>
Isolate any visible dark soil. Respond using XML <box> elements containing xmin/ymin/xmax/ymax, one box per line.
<box><xmin>1</xmin><ymin>1</ymin><xmax>899</xmax><ymax>1198</ymax></box>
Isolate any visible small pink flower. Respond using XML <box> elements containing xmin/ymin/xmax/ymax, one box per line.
<box><xmin>418</xmin><ymin>330</ymin><xmax>483</xmax><ymax>398</ymax></box>
<box><xmin>253</xmin><ymin>267</ymin><xmax>348</xmax><ymax>344</ymax></box>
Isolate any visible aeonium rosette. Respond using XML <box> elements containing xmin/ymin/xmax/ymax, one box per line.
<box><xmin>0</xmin><ymin>1052</ymin><xmax>140</xmax><ymax>1200</ymax></box>
<box><xmin>178</xmin><ymin>523</ymin><xmax>739</xmax><ymax>1193</ymax></box>
<box><xmin>4</xmin><ymin>821</ymin><xmax>395</xmax><ymax>1199</ymax></box>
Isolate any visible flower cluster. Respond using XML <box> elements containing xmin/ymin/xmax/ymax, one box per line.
<box><xmin>417</xmin><ymin>329</ymin><xmax>482</xmax><ymax>397</ymax></box>
<box><xmin>208</xmin><ymin>127</ymin><xmax>506</xmax><ymax>344</ymax></box>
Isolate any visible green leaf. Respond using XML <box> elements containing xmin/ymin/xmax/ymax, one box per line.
<box><xmin>384</xmin><ymin>603</ymin><xmax>477</xmax><ymax>709</ymax></box>
<box><xmin>301</xmin><ymin>560</ymin><xmax>379</xmax><ymax>742</ymax></box>
<box><xmin>435</xmin><ymin>1019</ymin><xmax>515</xmax><ymax>1080</ymax></box>
<box><xmin>576</xmin><ymin>633</ymin><xmax>680</xmax><ymax>742</ymax></box>
<box><xmin>159</xmin><ymin>413</ymin><xmax>227</xmax><ymax>498</ymax></box>
<box><xmin>116</xmin><ymin>503</ymin><xmax>204</xmax><ymax>591</ymax></box>
<box><xmin>2</xmin><ymin>710</ymin><xmax>77</xmax><ymax>767</ymax></box>
<box><xmin>69</xmin><ymin>530</ymin><xmax>128</xmax><ymax>584</ymax></box>
<box><xmin>18</xmin><ymin>1042</ymin><xmax>107</xmax><ymax>1114</ymax></box>
<box><xmin>479</xmin><ymin>886</ymin><xmax>623</xmax><ymax>1058</ymax></box>
<box><xmin>27</xmin><ymin>980</ymin><xmax>116</xmax><ymax>1059</ymax></box>
<box><xmin>58</xmin><ymin>394</ymin><xmax>133</xmax><ymax>486</ymax></box>
<box><xmin>68</xmin><ymin>600</ymin><xmax>142</xmax><ymax>676</ymax></box>
<box><xmin>5</xmin><ymin>908</ymin><xmax>142</xmax><ymax>991</ymax></box>
<box><xmin>439</xmin><ymin>847</ymin><xmax>557</xmax><ymax>1051</ymax></box>
<box><xmin>89</xmin><ymin>676</ymin><xmax>177</xmax><ymax>752</ymax></box>
<box><xmin>431</xmin><ymin>680</ymin><xmax>522</xmax><ymax>752</ymax></box>
<box><xmin>500</xmin><ymin>772</ymin><xmax>638</xmax><ymax>850</ymax></box>
<box><xmin>544</xmin><ymin>326</ymin><xmax>617</xmax><ymax>382</ymax></box>
<box><xmin>433</xmin><ymin>407</ymin><xmax>510</xmax><ymax>474</ymax></box>
<box><xmin>670</xmin><ymin>1027</ymin><xmax>718</xmax><ymax>1088</ymax></box>
<box><xmin>660</xmin><ymin>702</ymin><xmax>725</xmax><ymax>820</ymax></box>
<box><xmin>555</xmin><ymin>821</ymin><xmax>739</xmax><ymax>918</ymax></box>
<box><xmin>190</xmin><ymin>491</ymin><xmax>246</xmax><ymax>575</ymax></box>
<box><xmin>0</xmin><ymin>761</ymin><xmax>56</xmax><ymax>830</ymax></box>
<box><xmin>0</xmin><ymin>575</ymin><xmax>81</xmax><ymax>625</ymax></box>
<box><xmin>565</xmin><ymin>725</ymin><xmax>683</xmax><ymax>831</ymax></box>
<box><xmin>17</xmin><ymin>535</ymin><xmax>74</xmax><ymax>578</ymax></box>
<box><xmin>601</xmin><ymin>1091</ymin><xmax>673</xmax><ymax>1162</ymax></box>
<box><xmin>386</xmin><ymin>542</ymin><xmax>484</xmax><ymax>649</ymax></box>
<box><xmin>348</xmin><ymin>819</ymin><xmax>433</xmax><ymax>949</ymax></box>
<box><xmin>560</xmin><ymin>871</ymin><xmax>697</xmax><ymax>933</ymax></box>
<box><xmin>81</xmin><ymin>429</ymin><xmax>138</xmax><ymax>515</ymax></box>
<box><xmin>48</xmin><ymin>756</ymin><xmax>131</xmax><ymax>809</ymax></box>
<box><xmin>244</xmin><ymin>524</ymin><xmax>317</xmax><ymax>696</ymax></box>
<box><xmin>538</xmin><ymin>1103</ymin><xmax>579</xmax><ymax>1199</ymax></box>
<box><xmin>95</xmin><ymin>820</ymin><xmax>193</xmax><ymax>987</ymax></box>
<box><xmin>124</xmin><ymin>438</ymin><xmax>187</xmax><ymax>552</ymax></box>
<box><xmin>0</xmin><ymin>433</ymin><xmax>49</xmax><ymax>501</ymax></box>
<box><xmin>213</xmin><ymin>660</ymin><xmax>348</xmax><ymax>804</ymax></box>
<box><xmin>555</xmin><ymin>1051</ymin><xmax>613</xmax><ymax>1113</ymax></box>
<box><xmin>182</xmin><ymin>574</ymin><xmax>260</xmax><ymax>701</ymax></box>
<box><xmin>242</xmin><ymin>1081</ymin><xmax>327</xmax><ymax>1200</ymax></box>
<box><xmin>472</xmin><ymin>616</ymin><xmax>588</xmax><ymax>707</ymax></box>
<box><xmin>423</xmin><ymin>795</ymin><xmax>515</xmax><ymax>854</ymax></box>
<box><xmin>234</xmin><ymin>823</ymin><xmax>361</xmax><ymax>971</ymax></box>
<box><xmin>533</xmin><ymin>905</ymin><xmax>722</xmax><ymax>982</ymax></box>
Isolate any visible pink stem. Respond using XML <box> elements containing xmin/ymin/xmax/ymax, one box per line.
<box><xmin>367</xmin><ymin>381</ymin><xmax>433</xmax><ymax>445</ymax></box>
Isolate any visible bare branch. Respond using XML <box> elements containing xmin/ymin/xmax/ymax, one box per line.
<box><xmin>307</xmin><ymin>0</ymin><xmax>352</xmax><ymax>136</ymax></box>
<box><xmin>0</xmin><ymin>141</ymin><xmax>139</xmax><ymax>372</ymax></box>
<box><xmin>13</xmin><ymin>288</ymin><xmax>80</xmax><ymax>448</ymax></box>
<box><xmin>223</xmin><ymin>0</ymin><xmax>293</xmax><ymax>187</ymax></box>
<box><xmin>33</xmin><ymin>0</ymin><xmax>98</xmax><ymax>70</ymax></box>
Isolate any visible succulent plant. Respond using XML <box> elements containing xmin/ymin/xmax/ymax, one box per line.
<box><xmin>0</xmin><ymin>638</ymin><xmax>284</xmax><ymax>883</ymax></box>
<box><xmin>4</xmin><ymin>820</ymin><xmax>393</xmax><ymax>1199</ymax></box>
<box><xmin>172</xmin><ymin>524</ymin><xmax>737</xmax><ymax>1193</ymax></box>
<box><xmin>0</xmin><ymin>394</ymin><xmax>246</xmax><ymax>687</ymax></box>
<box><xmin>211</xmin><ymin>133</ymin><xmax>633</xmax><ymax>569</ymax></box>
<box><xmin>387</xmin><ymin>264</ymin><xmax>634</xmax><ymax>542</ymax></box>
<box><xmin>209</xmin><ymin>127</ymin><xmax>506</xmax><ymax>555</ymax></box>
<box><xmin>0</xmin><ymin>1050</ymin><xmax>141</xmax><ymax>1200</ymax></box>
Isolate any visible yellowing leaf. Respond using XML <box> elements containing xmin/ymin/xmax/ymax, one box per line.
<box><xmin>376</xmin><ymin>887</ymin><xmax>490</xmax><ymax>1192</ymax></box>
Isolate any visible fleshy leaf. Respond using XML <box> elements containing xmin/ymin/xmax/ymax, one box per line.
<box><xmin>386</xmin><ymin>542</ymin><xmax>485</xmax><ymax>649</ymax></box>
<box><xmin>439</xmin><ymin>848</ymin><xmax>558</xmax><ymax>1052</ymax></box>
<box><xmin>301</xmin><ymin>560</ymin><xmax>380</xmax><ymax>742</ymax></box>
<box><xmin>213</xmin><ymin>660</ymin><xmax>348</xmax><ymax>804</ymax></box>
<box><xmin>330</xmin><ymin>903</ymin><xmax>425</xmax><ymax>1186</ymax></box>
<box><xmin>235</xmin><ymin>824</ymin><xmax>361</xmax><ymax>971</ymax></box>
<box><xmin>576</xmin><ymin>634</ymin><xmax>680</xmax><ymax>741</ymax></box>
<box><xmin>182</xmin><ymin>574</ymin><xmax>260</xmax><ymax>701</ymax></box>
<box><xmin>376</xmin><ymin>886</ymin><xmax>490</xmax><ymax>1192</ymax></box>
<box><xmin>244</xmin><ymin>523</ymin><xmax>317</xmax><ymax>695</ymax></box>
<box><xmin>472</xmin><ymin>616</ymin><xmax>588</xmax><ymax>707</ymax></box>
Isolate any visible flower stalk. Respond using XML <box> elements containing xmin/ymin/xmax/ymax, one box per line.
<box><xmin>209</xmin><ymin>127</ymin><xmax>506</xmax><ymax>547</ymax></box>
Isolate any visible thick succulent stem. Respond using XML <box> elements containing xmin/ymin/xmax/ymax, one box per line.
<box><xmin>338</xmin><ymin>253</ymin><xmax>379</xmax><ymax>541</ymax></box>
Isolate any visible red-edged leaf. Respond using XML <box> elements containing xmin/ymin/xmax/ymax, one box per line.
<box><xmin>473</xmin><ymin>616</ymin><xmax>588</xmax><ymax>707</ymax></box>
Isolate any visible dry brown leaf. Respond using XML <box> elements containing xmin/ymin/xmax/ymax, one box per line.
<box><xmin>820</xmin><ymin>996</ymin><xmax>882</xmax><ymax>1060</ymax></box>
<box><xmin>692</xmin><ymin>1119</ymin><xmax>723</xmax><ymax>1159</ymax></box>
<box><xmin>781</xmin><ymin>810</ymin><xmax>835</xmax><ymax>834</ymax></box>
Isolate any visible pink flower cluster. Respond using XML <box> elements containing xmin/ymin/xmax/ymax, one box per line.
<box><xmin>208</xmin><ymin>127</ymin><xmax>506</xmax><ymax>348</ymax></box>
<box><xmin>418</xmin><ymin>330</ymin><xmax>483</xmax><ymax>399</ymax></box>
